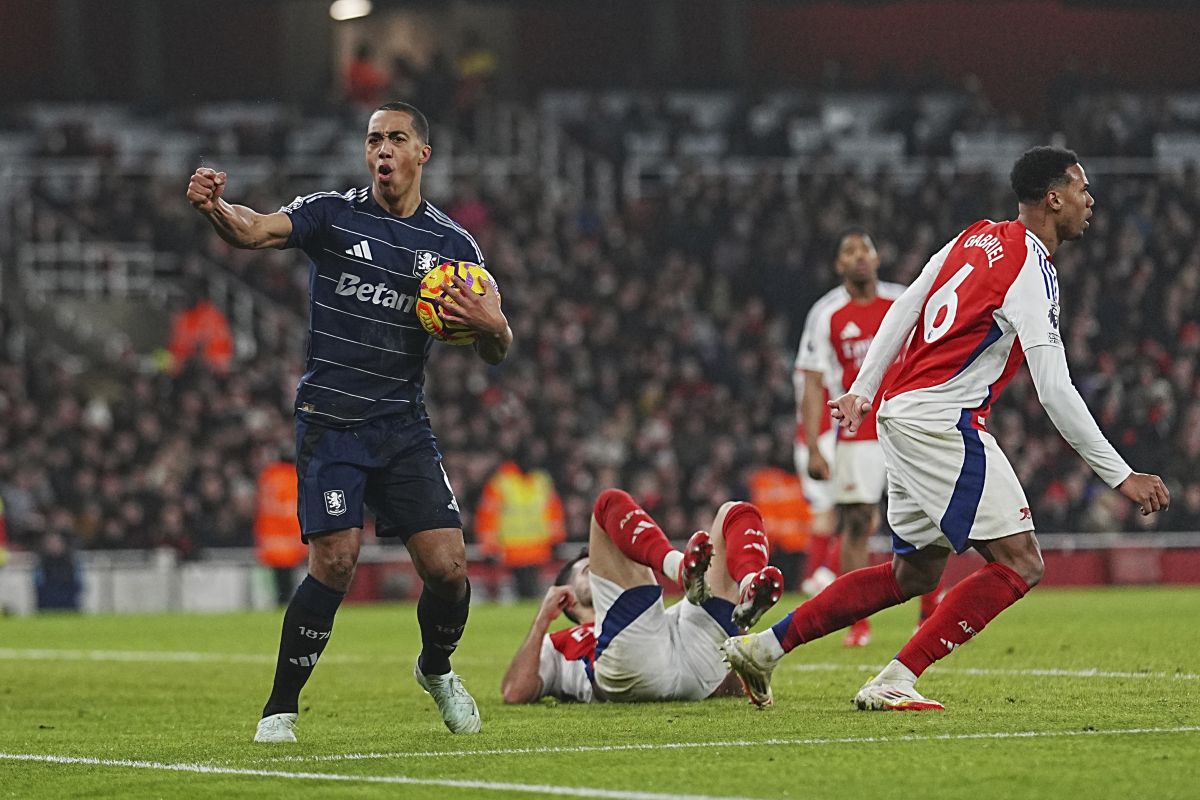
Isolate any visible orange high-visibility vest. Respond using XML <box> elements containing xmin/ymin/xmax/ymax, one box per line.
<box><xmin>747</xmin><ymin>466</ymin><xmax>811</xmax><ymax>553</ymax></box>
<box><xmin>475</xmin><ymin>461</ymin><xmax>566</xmax><ymax>567</ymax></box>
<box><xmin>168</xmin><ymin>300</ymin><xmax>234</xmax><ymax>374</ymax></box>
<box><xmin>254</xmin><ymin>461</ymin><xmax>307</xmax><ymax>568</ymax></box>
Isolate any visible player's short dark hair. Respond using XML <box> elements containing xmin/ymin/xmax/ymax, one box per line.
<box><xmin>554</xmin><ymin>548</ymin><xmax>588</xmax><ymax>587</ymax></box>
<box><xmin>374</xmin><ymin>101</ymin><xmax>430</xmax><ymax>144</ymax></box>
<box><xmin>554</xmin><ymin>548</ymin><xmax>588</xmax><ymax>625</ymax></box>
<box><xmin>1010</xmin><ymin>146</ymin><xmax>1079</xmax><ymax>204</ymax></box>
<box><xmin>833</xmin><ymin>226</ymin><xmax>874</xmax><ymax>262</ymax></box>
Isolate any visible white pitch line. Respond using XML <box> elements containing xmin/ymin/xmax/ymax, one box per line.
<box><xmin>259</xmin><ymin>726</ymin><xmax>1200</xmax><ymax>764</ymax></box>
<box><xmin>783</xmin><ymin>662</ymin><xmax>1200</xmax><ymax>681</ymax></box>
<box><xmin>0</xmin><ymin>649</ymin><xmax>1194</xmax><ymax>681</ymax></box>
<box><xmin>0</xmin><ymin>648</ymin><xmax>366</xmax><ymax>665</ymax></box>
<box><xmin>0</xmin><ymin>753</ymin><xmax>751</xmax><ymax>800</ymax></box>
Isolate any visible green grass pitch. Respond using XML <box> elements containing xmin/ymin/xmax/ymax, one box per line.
<box><xmin>1</xmin><ymin>586</ymin><xmax>1198</xmax><ymax>799</ymax></box>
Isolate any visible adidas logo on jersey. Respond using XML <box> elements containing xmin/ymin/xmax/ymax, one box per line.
<box><xmin>840</xmin><ymin>321</ymin><xmax>862</xmax><ymax>339</ymax></box>
<box><xmin>346</xmin><ymin>240</ymin><xmax>374</xmax><ymax>260</ymax></box>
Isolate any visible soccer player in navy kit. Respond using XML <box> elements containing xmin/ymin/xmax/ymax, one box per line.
<box><xmin>186</xmin><ymin>101</ymin><xmax>512</xmax><ymax>741</ymax></box>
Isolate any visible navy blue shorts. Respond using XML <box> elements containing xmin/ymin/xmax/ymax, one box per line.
<box><xmin>295</xmin><ymin>412</ymin><xmax>463</xmax><ymax>542</ymax></box>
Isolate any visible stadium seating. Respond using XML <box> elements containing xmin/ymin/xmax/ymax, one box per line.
<box><xmin>1</xmin><ymin>91</ymin><xmax>1198</xmax><ymax>561</ymax></box>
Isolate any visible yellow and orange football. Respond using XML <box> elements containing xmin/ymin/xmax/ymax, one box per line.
<box><xmin>415</xmin><ymin>261</ymin><xmax>499</xmax><ymax>345</ymax></box>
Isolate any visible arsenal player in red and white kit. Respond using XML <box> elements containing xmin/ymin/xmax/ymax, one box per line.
<box><xmin>501</xmin><ymin>490</ymin><xmax>784</xmax><ymax>704</ymax></box>
<box><xmin>796</xmin><ymin>228</ymin><xmax>927</xmax><ymax>646</ymax></box>
<box><xmin>724</xmin><ymin>147</ymin><xmax>1169</xmax><ymax>711</ymax></box>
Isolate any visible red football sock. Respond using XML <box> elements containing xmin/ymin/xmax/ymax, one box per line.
<box><xmin>826</xmin><ymin>537</ymin><xmax>843</xmax><ymax>572</ymax></box>
<box><xmin>897</xmin><ymin>562</ymin><xmax>1029</xmax><ymax>677</ymax></box>
<box><xmin>775</xmin><ymin>563</ymin><xmax>905</xmax><ymax>652</ymax></box>
<box><xmin>593</xmin><ymin>489</ymin><xmax>673</xmax><ymax>574</ymax></box>
<box><xmin>917</xmin><ymin>576</ymin><xmax>946</xmax><ymax>625</ymax></box>
<box><xmin>805</xmin><ymin>535</ymin><xmax>832</xmax><ymax>578</ymax></box>
<box><xmin>722</xmin><ymin>502</ymin><xmax>769</xmax><ymax>584</ymax></box>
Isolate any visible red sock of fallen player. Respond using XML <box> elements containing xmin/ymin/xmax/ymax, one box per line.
<box><xmin>722</xmin><ymin>502</ymin><xmax>769</xmax><ymax>583</ymax></box>
<box><xmin>826</xmin><ymin>536</ymin><xmax>843</xmax><ymax>572</ymax></box>
<box><xmin>773</xmin><ymin>563</ymin><xmax>905</xmax><ymax>652</ymax></box>
<box><xmin>917</xmin><ymin>576</ymin><xmax>945</xmax><ymax>625</ymax></box>
<box><xmin>593</xmin><ymin>489</ymin><xmax>673</xmax><ymax>575</ymax></box>
<box><xmin>897</xmin><ymin>562</ymin><xmax>1029</xmax><ymax>676</ymax></box>
<box><xmin>804</xmin><ymin>535</ymin><xmax>831</xmax><ymax>579</ymax></box>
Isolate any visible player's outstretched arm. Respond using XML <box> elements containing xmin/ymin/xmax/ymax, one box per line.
<box><xmin>440</xmin><ymin>273</ymin><xmax>513</xmax><ymax>365</ymax></box>
<box><xmin>186</xmin><ymin>167</ymin><xmax>292</xmax><ymax>250</ymax></box>
<box><xmin>1026</xmin><ymin>345</ymin><xmax>1169</xmax><ymax>515</ymax></box>
<box><xmin>501</xmin><ymin>585</ymin><xmax>574</xmax><ymax>704</ymax></box>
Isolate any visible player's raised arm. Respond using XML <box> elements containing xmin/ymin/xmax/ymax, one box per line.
<box><xmin>501</xmin><ymin>585</ymin><xmax>573</xmax><ymax>704</ymax></box>
<box><xmin>187</xmin><ymin>167</ymin><xmax>293</xmax><ymax>250</ymax></box>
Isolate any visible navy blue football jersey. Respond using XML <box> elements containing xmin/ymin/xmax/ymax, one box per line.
<box><xmin>280</xmin><ymin>186</ymin><xmax>485</xmax><ymax>426</ymax></box>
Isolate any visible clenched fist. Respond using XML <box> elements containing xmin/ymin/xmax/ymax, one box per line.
<box><xmin>187</xmin><ymin>167</ymin><xmax>227</xmax><ymax>213</ymax></box>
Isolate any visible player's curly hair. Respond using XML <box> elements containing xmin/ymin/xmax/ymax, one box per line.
<box><xmin>1010</xmin><ymin>146</ymin><xmax>1079</xmax><ymax>204</ymax></box>
<box><xmin>554</xmin><ymin>548</ymin><xmax>589</xmax><ymax>625</ymax></box>
<box><xmin>375</xmin><ymin>101</ymin><xmax>430</xmax><ymax>144</ymax></box>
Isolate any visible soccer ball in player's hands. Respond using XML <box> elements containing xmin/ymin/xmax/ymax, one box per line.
<box><xmin>415</xmin><ymin>261</ymin><xmax>500</xmax><ymax>345</ymax></box>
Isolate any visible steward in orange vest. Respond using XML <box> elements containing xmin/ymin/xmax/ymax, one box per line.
<box><xmin>255</xmin><ymin>459</ymin><xmax>307</xmax><ymax>605</ymax></box>
<box><xmin>476</xmin><ymin>460</ymin><xmax>566</xmax><ymax>599</ymax></box>
<box><xmin>168</xmin><ymin>298</ymin><xmax>234</xmax><ymax>375</ymax></box>
<box><xmin>747</xmin><ymin>465</ymin><xmax>812</xmax><ymax>591</ymax></box>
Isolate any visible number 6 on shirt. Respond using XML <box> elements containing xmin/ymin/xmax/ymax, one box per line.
<box><xmin>922</xmin><ymin>264</ymin><xmax>975</xmax><ymax>343</ymax></box>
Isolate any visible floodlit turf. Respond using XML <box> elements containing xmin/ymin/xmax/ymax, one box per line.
<box><xmin>1</xmin><ymin>586</ymin><xmax>1198</xmax><ymax>799</ymax></box>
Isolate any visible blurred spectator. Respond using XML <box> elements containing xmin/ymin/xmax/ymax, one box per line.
<box><xmin>388</xmin><ymin>53</ymin><xmax>421</xmax><ymax>102</ymax></box>
<box><xmin>747</xmin><ymin>465</ymin><xmax>811</xmax><ymax>592</ymax></box>
<box><xmin>475</xmin><ymin>456</ymin><xmax>566</xmax><ymax>599</ymax></box>
<box><xmin>167</xmin><ymin>284</ymin><xmax>234</xmax><ymax>376</ymax></box>
<box><xmin>343</xmin><ymin>43</ymin><xmax>388</xmax><ymax>110</ymax></box>
<box><xmin>253</xmin><ymin>453</ymin><xmax>307</xmax><ymax>606</ymax></box>
<box><xmin>34</xmin><ymin>531</ymin><xmax>83</xmax><ymax>612</ymax></box>
<box><xmin>454</xmin><ymin>30</ymin><xmax>497</xmax><ymax>135</ymax></box>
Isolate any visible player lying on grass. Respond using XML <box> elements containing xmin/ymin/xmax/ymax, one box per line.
<box><xmin>721</xmin><ymin>146</ymin><xmax>1169</xmax><ymax>712</ymax></box>
<box><xmin>501</xmin><ymin>489</ymin><xmax>784</xmax><ymax>703</ymax></box>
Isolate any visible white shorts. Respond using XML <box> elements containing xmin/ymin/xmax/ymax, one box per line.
<box><xmin>794</xmin><ymin>429</ymin><xmax>836</xmax><ymax>513</ymax></box>
<box><xmin>878</xmin><ymin>417</ymin><xmax>1034</xmax><ymax>554</ymax></box>
<box><xmin>589</xmin><ymin>573</ymin><xmax>735</xmax><ymax>702</ymax></box>
<box><xmin>833</xmin><ymin>439</ymin><xmax>887</xmax><ymax>505</ymax></box>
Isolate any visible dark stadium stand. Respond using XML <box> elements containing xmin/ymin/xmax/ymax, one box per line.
<box><xmin>1</xmin><ymin>92</ymin><xmax>1198</xmax><ymax>570</ymax></box>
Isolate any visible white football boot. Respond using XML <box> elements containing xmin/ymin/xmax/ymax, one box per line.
<box><xmin>853</xmin><ymin>660</ymin><xmax>945</xmax><ymax>711</ymax></box>
<box><xmin>254</xmin><ymin>712</ymin><xmax>298</xmax><ymax>743</ymax></box>
<box><xmin>415</xmin><ymin>661</ymin><xmax>482</xmax><ymax>734</ymax></box>
<box><xmin>720</xmin><ymin>632</ymin><xmax>783</xmax><ymax>707</ymax></box>
<box><xmin>800</xmin><ymin>565</ymin><xmax>837</xmax><ymax>597</ymax></box>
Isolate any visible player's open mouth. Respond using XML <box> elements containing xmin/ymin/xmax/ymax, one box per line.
<box><xmin>378</xmin><ymin>164</ymin><xmax>394</xmax><ymax>180</ymax></box>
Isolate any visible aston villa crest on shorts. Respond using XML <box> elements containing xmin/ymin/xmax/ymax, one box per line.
<box><xmin>324</xmin><ymin>489</ymin><xmax>347</xmax><ymax>516</ymax></box>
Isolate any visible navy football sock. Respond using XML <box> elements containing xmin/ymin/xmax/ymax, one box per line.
<box><xmin>416</xmin><ymin>580</ymin><xmax>471</xmax><ymax>676</ymax></box>
<box><xmin>262</xmin><ymin>574</ymin><xmax>345</xmax><ymax>718</ymax></box>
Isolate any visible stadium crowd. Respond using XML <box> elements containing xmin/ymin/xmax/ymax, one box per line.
<box><xmin>4</xmin><ymin>96</ymin><xmax>1200</xmax><ymax>560</ymax></box>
